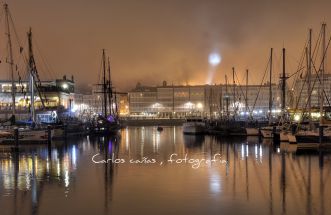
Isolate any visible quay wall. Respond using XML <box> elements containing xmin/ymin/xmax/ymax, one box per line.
<box><xmin>120</xmin><ymin>118</ymin><xmax>185</xmax><ymax>126</ymax></box>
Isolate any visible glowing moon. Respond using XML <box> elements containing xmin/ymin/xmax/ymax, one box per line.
<box><xmin>208</xmin><ymin>53</ymin><xmax>221</xmax><ymax>66</ymax></box>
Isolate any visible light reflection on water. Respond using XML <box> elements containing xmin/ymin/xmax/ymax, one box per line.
<box><xmin>0</xmin><ymin>126</ymin><xmax>330</xmax><ymax>215</ymax></box>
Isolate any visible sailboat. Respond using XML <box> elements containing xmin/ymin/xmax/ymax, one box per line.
<box><xmin>260</xmin><ymin>48</ymin><xmax>275</xmax><ymax>138</ymax></box>
<box><xmin>295</xmin><ymin>23</ymin><xmax>331</xmax><ymax>143</ymax></box>
<box><xmin>289</xmin><ymin>23</ymin><xmax>331</xmax><ymax>144</ymax></box>
<box><xmin>90</xmin><ymin>49</ymin><xmax>120</xmax><ymax>135</ymax></box>
<box><xmin>0</xmin><ymin>4</ymin><xmax>50</xmax><ymax>142</ymax></box>
<box><xmin>245</xmin><ymin>69</ymin><xmax>260</xmax><ymax>136</ymax></box>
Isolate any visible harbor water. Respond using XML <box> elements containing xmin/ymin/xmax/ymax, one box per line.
<box><xmin>0</xmin><ymin>126</ymin><xmax>330</xmax><ymax>215</ymax></box>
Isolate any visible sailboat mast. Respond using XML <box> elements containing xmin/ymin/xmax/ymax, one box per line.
<box><xmin>28</xmin><ymin>28</ymin><xmax>35</xmax><ymax>122</ymax></box>
<box><xmin>102</xmin><ymin>49</ymin><xmax>107</xmax><ymax>117</ymax></box>
<box><xmin>281</xmin><ymin>48</ymin><xmax>286</xmax><ymax>116</ymax></box>
<box><xmin>209</xmin><ymin>87</ymin><xmax>212</xmax><ymax>118</ymax></box>
<box><xmin>308</xmin><ymin>29</ymin><xmax>312</xmax><ymax>122</ymax></box>
<box><xmin>107</xmin><ymin>57</ymin><xmax>112</xmax><ymax>116</ymax></box>
<box><xmin>232</xmin><ymin>67</ymin><xmax>236</xmax><ymax>117</ymax></box>
<box><xmin>269</xmin><ymin>48</ymin><xmax>273</xmax><ymax>122</ymax></box>
<box><xmin>4</xmin><ymin>4</ymin><xmax>15</xmax><ymax>116</ymax></box>
<box><xmin>114</xmin><ymin>90</ymin><xmax>118</xmax><ymax>117</ymax></box>
<box><xmin>245</xmin><ymin>69</ymin><xmax>248</xmax><ymax>114</ymax></box>
<box><xmin>219</xmin><ymin>84</ymin><xmax>223</xmax><ymax>118</ymax></box>
<box><xmin>225</xmin><ymin>75</ymin><xmax>229</xmax><ymax>119</ymax></box>
<box><xmin>320</xmin><ymin>23</ymin><xmax>326</xmax><ymax>123</ymax></box>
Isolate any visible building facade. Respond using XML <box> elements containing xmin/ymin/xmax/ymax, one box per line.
<box><xmin>128</xmin><ymin>82</ymin><xmax>282</xmax><ymax>119</ymax></box>
<box><xmin>0</xmin><ymin>75</ymin><xmax>75</xmax><ymax>121</ymax></box>
<box><xmin>293</xmin><ymin>73</ymin><xmax>331</xmax><ymax>109</ymax></box>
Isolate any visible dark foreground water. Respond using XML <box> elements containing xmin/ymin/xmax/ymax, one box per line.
<box><xmin>0</xmin><ymin>126</ymin><xmax>331</xmax><ymax>215</ymax></box>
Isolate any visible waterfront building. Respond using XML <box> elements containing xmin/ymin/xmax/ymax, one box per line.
<box><xmin>128</xmin><ymin>82</ymin><xmax>157</xmax><ymax>115</ymax></box>
<box><xmin>128</xmin><ymin>81</ymin><xmax>282</xmax><ymax>119</ymax></box>
<box><xmin>0</xmin><ymin>75</ymin><xmax>75</xmax><ymax>121</ymax></box>
<box><xmin>73</xmin><ymin>85</ymin><xmax>128</xmax><ymax>118</ymax></box>
<box><xmin>293</xmin><ymin>73</ymin><xmax>331</xmax><ymax>109</ymax></box>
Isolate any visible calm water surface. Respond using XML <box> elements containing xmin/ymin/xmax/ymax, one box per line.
<box><xmin>0</xmin><ymin>126</ymin><xmax>331</xmax><ymax>215</ymax></box>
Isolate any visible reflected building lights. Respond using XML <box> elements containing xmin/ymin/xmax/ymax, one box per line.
<box><xmin>25</xmin><ymin>172</ymin><xmax>31</xmax><ymax>190</ymax></box>
<box><xmin>156</xmin><ymin>132</ymin><xmax>160</xmax><ymax>152</ymax></box>
<box><xmin>153</xmin><ymin>131</ymin><xmax>156</xmax><ymax>153</ymax></box>
<box><xmin>0</xmin><ymin>126</ymin><xmax>329</xmax><ymax>215</ymax></box>
<box><xmin>246</xmin><ymin>145</ymin><xmax>249</xmax><ymax>157</ymax></box>
<box><xmin>46</xmin><ymin>158</ymin><xmax>50</xmax><ymax>173</ymax></box>
<box><xmin>209</xmin><ymin>171</ymin><xmax>221</xmax><ymax>194</ymax></box>
<box><xmin>125</xmin><ymin>128</ymin><xmax>129</xmax><ymax>151</ymax></box>
<box><xmin>72</xmin><ymin>145</ymin><xmax>77</xmax><ymax>168</ymax></box>
<box><xmin>108</xmin><ymin>140</ymin><xmax>113</xmax><ymax>154</ymax></box>
<box><xmin>64</xmin><ymin>170</ymin><xmax>69</xmax><ymax>188</ymax></box>
<box><xmin>173</xmin><ymin>126</ymin><xmax>176</xmax><ymax>144</ymax></box>
<box><xmin>255</xmin><ymin>145</ymin><xmax>258</xmax><ymax>159</ymax></box>
<box><xmin>259</xmin><ymin>145</ymin><xmax>263</xmax><ymax>163</ymax></box>
<box><xmin>57</xmin><ymin>162</ymin><xmax>60</xmax><ymax>177</ymax></box>
<box><xmin>141</xmin><ymin>128</ymin><xmax>145</xmax><ymax>157</ymax></box>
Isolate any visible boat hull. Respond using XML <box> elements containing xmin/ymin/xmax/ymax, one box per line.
<box><xmin>183</xmin><ymin>122</ymin><xmax>205</xmax><ymax>135</ymax></box>
<box><xmin>245</xmin><ymin>128</ymin><xmax>260</xmax><ymax>136</ymax></box>
<box><xmin>261</xmin><ymin>128</ymin><xmax>273</xmax><ymax>138</ymax></box>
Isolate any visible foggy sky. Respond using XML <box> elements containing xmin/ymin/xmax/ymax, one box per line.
<box><xmin>1</xmin><ymin>0</ymin><xmax>331</xmax><ymax>91</ymax></box>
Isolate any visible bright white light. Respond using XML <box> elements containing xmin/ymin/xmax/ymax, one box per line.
<box><xmin>197</xmin><ymin>102</ymin><xmax>203</xmax><ymax>109</ymax></box>
<box><xmin>209</xmin><ymin>53</ymin><xmax>221</xmax><ymax>66</ymax></box>
<box><xmin>184</xmin><ymin>102</ymin><xmax>194</xmax><ymax>109</ymax></box>
<box><xmin>62</xmin><ymin>83</ymin><xmax>68</xmax><ymax>89</ymax></box>
<box><xmin>71</xmin><ymin>104</ymin><xmax>78</xmax><ymax>113</ymax></box>
<box><xmin>294</xmin><ymin>114</ymin><xmax>301</xmax><ymax>122</ymax></box>
<box><xmin>152</xmin><ymin>103</ymin><xmax>161</xmax><ymax>108</ymax></box>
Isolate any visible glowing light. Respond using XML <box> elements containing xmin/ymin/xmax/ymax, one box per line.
<box><xmin>196</xmin><ymin>102</ymin><xmax>203</xmax><ymax>109</ymax></box>
<box><xmin>209</xmin><ymin>53</ymin><xmax>221</xmax><ymax>66</ymax></box>
<box><xmin>64</xmin><ymin>170</ymin><xmax>69</xmax><ymax>187</ymax></box>
<box><xmin>209</xmin><ymin>172</ymin><xmax>221</xmax><ymax>193</ymax></box>
<box><xmin>71</xmin><ymin>104</ymin><xmax>78</xmax><ymax>113</ymax></box>
<box><xmin>62</xmin><ymin>83</ymin><xmax>68</xmax><ymax>89</ymax></box>
<box><xmin>294</xmin><ymin>114</ymin><xmax>301</xmax><ymax>122</ymax></box>
<box><xmin>184</xmin><ymin>102</ymin><xmax>194</xmax><ymax>109</ymax></box>
<box><xmin>72</xmin><ymin>145</ymin><xmax>77</xmax><ymax>168</ymax></box>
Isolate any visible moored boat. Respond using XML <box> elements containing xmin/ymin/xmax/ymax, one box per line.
<box><xmin>183</xmin><ymin>118</ymin><xmax>206</xmax><ymax>135</ymax></box>
<box><xmin>245</xmin><ymin>128</ymin><xmax>260</xmax><ymax>136</ymax></box>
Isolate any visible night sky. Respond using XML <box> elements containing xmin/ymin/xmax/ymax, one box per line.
<box><xmin>0</xmin><ymin>0</ymin><xmax>331</xmax><ymax>91</ymax></box>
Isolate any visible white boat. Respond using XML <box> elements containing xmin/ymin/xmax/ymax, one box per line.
<box><xmin>0</xmin><ymin>130</ymin><xmax>12</xmax><ymax>143</ymax></box>
<box><xmin>279</xmin><ymin>130</ymin><xmax>289</xmax><ymax>142</ymax></box>
<box><xmin>260</xmin><ymin>126</ymin><xmax>273</xmax><ymax>138</ymax></box>
<box><xmin>183</xmin><ymin>119</ymin><xmax>205</xmax><ymax>134</ymax></box>
<box><xmin>288</xmin><ymin>133</ymin><xmax>297</xmax><ymax>143</ymax></box>
<box><xmin>18</xmin><ymin>128</ymin><xmax>48</xmax><ymax>141</ymax></box>
<box><xmin>245</xmin><ymin>128</ymin><xmax>260</xmax><ymax>136</ymax></box>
